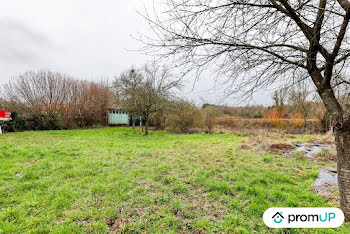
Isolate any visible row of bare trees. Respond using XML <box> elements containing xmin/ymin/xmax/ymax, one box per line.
<box><xmin>272</xmin><ymin>80</ymin><xmax>350</xmax><ymax>132</ymax></box>
<box><xmin>272</xmin><ymin>82</ymin><xmax>316</xmax><ymax>128</ymax></box>
<box><xmin>0</xmin><ymin>65</ymin><xmax>183</xmax><ymax>134</ymax></box>
<box><xmin>1</xmin><ymin>70</ymin><xmax>114</xmax><ymax>129</ymax></box>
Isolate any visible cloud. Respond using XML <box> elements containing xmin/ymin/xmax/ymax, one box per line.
<box><xmin>0</xmin><ymin>18</ymin><xmax>50</xmax><ymax>63</ymax></box>
<box><xmin>0</xmin><ymin>1</ymin><xmax>272</xmax><ymax>105</ymax></box>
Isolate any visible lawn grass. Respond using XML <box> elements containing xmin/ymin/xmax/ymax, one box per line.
<box><xmin>0</xmin><ymin>127</ymin><xmax>348</xmax><ymax>233</ymax></box>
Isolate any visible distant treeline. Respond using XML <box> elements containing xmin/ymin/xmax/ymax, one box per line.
<box><xmin>1</xmin><ymin>69</ymin><xmax>345</xmax><ymax>134</ymax></box>
<box><xmin>0</xmin><ymin>70</ymin><xmax>113</xmax><ymax>131</ymax></box>
<box><xmin>202</xmin><ymin>104</ymin><xmax>266</xmax><ymax>119</ymax></box>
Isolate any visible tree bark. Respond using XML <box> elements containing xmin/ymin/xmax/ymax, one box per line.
<box><xmin>145</xmin><ymin>119</ymin><xmax>149</xmax><ymax>135</ymax></box>
<box><xmin>335</xmin><ymin>121</ymin><xmax>350</xmax><ymax>220</ymax></box>
<box><xmin>316</xmin><ymin>84</ymin><xmax>350</xmax><ymax>219</ymax></box>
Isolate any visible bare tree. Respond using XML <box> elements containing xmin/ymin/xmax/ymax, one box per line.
<box><xmin>3</xmin><ymin>70</ymin><xmax>71</xmax><ymax>115</ymax></box>
<box><xmin>114</xmin><ymin>63</ymin><xmax>181</xmax><ymax>135</ymax></box>
<box><xmin>3</xmin><ymin>70</ymin><xmax>113</xmax><ymax>129</ymax></box>
<box><xmin>273</xmin><ymin>88</ymin><xmax>289</xmax><ymax>107</ymax></box>
<box><xmin>114</xmin><ymin>68</ymin><xmax>144</xmax><ymax>129</ymax></box>
<box><xmin>288</xmin><ymin>82</ymin><xmax>314</xmax><ymax>128</ymax></box>
<box><xmin>143</xmin><ymin>0</ymin><xmax>350</xmax><ymax>218</ymax></box>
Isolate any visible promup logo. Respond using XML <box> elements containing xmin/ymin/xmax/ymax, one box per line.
<box><xmin>263</xmin><ymin>208</ymin><xmax>344</xmax><ymax>228</ymax></box>
<box><xmin>272</xmin><ymin>212</ymin><xmax>284</xmax><ymax>224</ymax></box>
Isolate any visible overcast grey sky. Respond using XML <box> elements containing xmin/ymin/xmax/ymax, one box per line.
<box><xmin>0</xmin><ymin>0</ymin><xmax>273</xmax><ymax>106</ymax></box>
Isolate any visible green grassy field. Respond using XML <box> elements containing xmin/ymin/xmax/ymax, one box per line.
<box><xmin>0</xmin><ymin>128</ymin><xmax>348</xmax><ymax>233</ymax></box>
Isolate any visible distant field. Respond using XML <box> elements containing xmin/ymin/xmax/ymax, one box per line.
<box><xmin>0</xmin><ymin>128</ymin><xmax>348</xmax><ymax>233</ymax></box>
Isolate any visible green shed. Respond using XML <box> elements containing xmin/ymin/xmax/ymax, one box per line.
<box><xmin>108</xmin><ymin>109</ymin><xmax>129</xmax><ymax>125</ymax></box>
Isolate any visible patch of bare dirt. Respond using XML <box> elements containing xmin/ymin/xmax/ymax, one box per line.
<box><xmin>25</xmin><ymin>159</ymin><xmax>37</xmax><ymax>165</ymax></box>
<box><xmin>269</xmin><ymin>143</ymin><xmax>293</xmax><ymax>154</ymax></box>
<box><xmin>107</xmin><ymin>218</ymin><xmax>127</xmax><ymax>232</ymax></box>
<box><xmin>54</xmin><ymin>217</ymin><xmax>66</xmax><ymax>224</ymax></box>
<box><xmin>292</xmin><ymin>168</ymin><xmax>303</xmax><ymax>175</ymax></box>
<box><xmin>238</xmin><ymin>144</ymin><xmax>251</xmax><ymax>150</ymax></box>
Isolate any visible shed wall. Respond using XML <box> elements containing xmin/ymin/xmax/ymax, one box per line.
<box><xmin>108</xmin><ymin>112</ymin><xmax>129</xmax><ymax>125</ymax></box>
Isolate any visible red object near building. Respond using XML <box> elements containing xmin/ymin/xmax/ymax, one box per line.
<box><xmin>0</xmin><ymin>110</ymin><xmax>11</xmax><ymax>121</ymax></box>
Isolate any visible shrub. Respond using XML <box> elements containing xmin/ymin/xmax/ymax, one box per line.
<box><xmin>202</xmin><ymin>106</ymin><xmax>219</xmax><ymax>133</ymax></box>
<box><xmin>3</xmin><ymin>70</ymin><xmax>113</xmax><ymax>130</ymax></box>
<box><xmin>264</xmin><ymin>107</ymin><xmax>287</xmax><ymax>128</ymax></box>
<box><xmin>166</xmin><ymin>100</ymin><xmax>203</xmax><ymax>133</ymax></box>
<box><xmin>149</xmin><ymin>111</ymin><xmax>166</xmax><ymax>130</ymax></box>
<box><xmin>27</xmin><ymin>112</ymin><xmax>63</xmax><ymax>131</ymax></box>
<box><xmin>253</xmin><ymin>112</ymin><xmax>263</xmax><ymax>118</ymax></box>
<box><xmin>290</xmin><ymin>112</ymin><xmax>304</xmax><ymax>128</ymax></box>
<box><xmin>2</xmin><ymin>111</ymin><xmax>29</xmax><ymax>132</ymax></box>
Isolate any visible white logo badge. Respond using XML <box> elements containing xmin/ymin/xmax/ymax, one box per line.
<box><xmin>263</xmin><ymin>208</ymin><xmax>344</xmax><ymax>228</ymax></box>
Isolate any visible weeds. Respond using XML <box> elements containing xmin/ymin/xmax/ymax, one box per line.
<box><xmin>0</xmin><ymin>128</ymin><xmax>347</xmax><ymax>233</ymax></box>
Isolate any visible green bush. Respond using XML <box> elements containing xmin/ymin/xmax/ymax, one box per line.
<box><xmin>166</xmin><ymin>100</ymin><xmax>203</xmax><ymax>133</ymax></box>
<box><xmin>27</xmin><ymin>112</ymin><xmax>63</xmax><ymax>130</ymax></box>
<box><xmin>2</xmin><ymin>112</ymin><xmax>29</xmax><ymax>132</ymax></box>
<box><xmin>253</xmin><ymin>112</ymin><xmax>263</xmax><ymax>118</ymax></box>
<box><xmin>2</xmin><ymin>111</ymin><xmax>63</xmax><ymax>132</ymax></box>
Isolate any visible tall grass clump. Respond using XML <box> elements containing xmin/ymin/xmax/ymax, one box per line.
<box><xmin>290</xmin><ymin>112</ymin><xmax>304</xmax><ymax>128</ymax></box>
<box><xmin>264</xmin><ymin>107</ymin><xmax>287</xmax><ymax>128</ymax></box>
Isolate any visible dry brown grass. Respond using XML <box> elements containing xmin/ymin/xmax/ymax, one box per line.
<box><xmin>264</xmin><ymin>107</ymin><xmax>288</xmax><ymax>128</ymax></box>
<box><xmin>290</xmin><ymin>112</ymin><xmax>304</xmax><ymax>128</ymax></box>
<box><xmin>215</xmin><ymin>116</ymin><xmax>321</xmax><ymax>134</ymax></box>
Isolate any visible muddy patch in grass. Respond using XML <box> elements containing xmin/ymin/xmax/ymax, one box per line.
<box><xmin>107</xmin><ymin>218</ymin><xmax>127</xmax><ymax>232</ymax></box>
<box><xmin>238</xmin><ymin>144</ymin><xmax>251</xmax><ymax>150</ymax></box>
<box><xmin>269</xmin><ymin>143</ymin><xmax>293</xmax><ymax>154</ymax></box>
<box><xmin>25</xmin><ymin>159</ymin><xmax>37</xmax><ymax>165</ymax></box>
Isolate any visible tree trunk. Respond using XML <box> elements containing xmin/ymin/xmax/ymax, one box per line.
<box><xmin>303</xmin><ymin>114</ymin><xmax>307</xmax><ymax>130</ymax></box>
<box><xmin>145</xmin><ymin>119</ymin><xmax>149</xmax><ymax>135</ymax></box>
<box><xmin>336</xmin><ymin>125</ymin><xmax>350</xmax><ymax>220</ymax></box>
<box><xmin>141</xmin><ymin>119</ymin><xmax>144</xmax><ymax>132</ymax></box>
<box><xmin>317</xmin><ymin>86</ymin><xmax>350</xmax><ymax>219</ymax></box>
<box><xmin>132</xmin><ymin>118</ymin><xmax>135</xmax><ymax>129</ymax></box>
